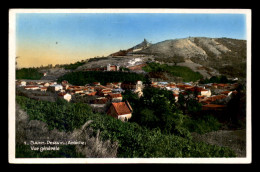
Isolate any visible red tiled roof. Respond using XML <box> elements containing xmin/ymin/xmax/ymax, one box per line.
<box><xmin>167</xmin><ymin>84</ymin><xmax>176</xmax><ymax>88</ymax></box>
<box><xmin>58</xmin><ymin>92</ymin><xmax>67</xmax><ymax>96</ymax></box>
<box><xmin>151</xmin><ymin>85</ymin><xmax>160</xmax><ymax>88</ymax></box>
<box><xmin>186</xmin><ymin>87</ymin><xmax>208</xmax><ymax>92</ymax></box>
<box><xmin>202</xmin><ymin>104</ymin><xmax>227</xmax><ymax>111</ymax></box>
<box><xmin>92</xmin><ymin>98</ymin><xmax>108</xmax><ymax>104</ymax></box>
<box><xmin>111</xmin><ymin>102</ymin><xmax>132</xmax><ymax>116</ymax></box>
<box><xmin>177</xmin><ymin>85</ymin><xmax>193</xmax><ymax>89</ymax></box>
<box><xmin>107</xmin><ymin>93</ymin><xmax>122</xmax><ymax>98</ymax></box>
<box><xmin>221</xmin><ymin>91</ymin><xmax>232</xmax><ymax>95</ymax></box>
<box><xmin>173</xmin><ymin>93</ymin><xmax>179</xmax><ymax>97</ymax></box>
<box><xmin>68</xmin><ymin>86</ymin><xmax>81</xmax><ymax>89</ymax></box>
<box><xmin>203</xmin><ymin>104</ymin><xmax>226</xmax><ymax>107</ymax></box>
<box><xmin>24</xmin><ymin>86</ymin><xmax>39</xmax><ymax>88</ymax></box>
<box><xmin>74</xmin><ymin>89</ymin><xmax>83</xmax><ymax>91</ymax></box>
<box><xmin>202</xmin><ymin>95</ymin><xmax>227</xmax><ymax>103</ymax></box>
<box><xmin>218</xmin><ymin>84</ymin><xmax>229</xmax><ymax>87</ymax></box>
<box><xmin>232</xmin><ymin>90</ymin><xmax>238</xmax><ymax>95</ymax></box>
<box><xmin>87</xmin><ymin>92</ymin><xmax>97</xmax><ymax>96</ymax></box>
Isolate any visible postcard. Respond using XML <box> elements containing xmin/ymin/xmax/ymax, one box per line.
<box><xmin>9</xmin><ymin>8</ymin><xmax>251</xmax><ymax>164</ymax></box>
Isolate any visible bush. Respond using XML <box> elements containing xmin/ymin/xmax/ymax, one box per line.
<box><xmin>183</xmin><ymin>115</ymin><xmax>222</xmax><ymax>134</ymax></box>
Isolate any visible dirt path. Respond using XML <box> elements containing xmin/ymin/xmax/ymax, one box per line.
<box><xmin>191</xmin><ymin>129</ymin><xmax>246</xmax><ymax>157</ymax></box>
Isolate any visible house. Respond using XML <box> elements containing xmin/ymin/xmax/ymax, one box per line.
<box><xmin>58</xmin><ymin>92</ymin><xmax>72</xmax><ymax>102</ymax></box>
<box><xmin>201</xmin><ymin>89</ymin><xmax>211</xmax><ymax>97</ymax></box>
<box><xmin>107</xmin><ymin>101</ymin><xmax>133</xmax><ymax>122</ymax></box>
<box><xmin>61</xmin><ymin>80</ymin><xmax>69</xmax><ymax>85</ymax></box>
<box><xmin>173</xmin><ymin>93</ymin><xmax>179</xmax><ymax>102</ymax></box>
<box><xmin>121</xmin><ymin>80</ymin><xmax>143</xmax><ymax>97</ymax></box>
<box><xmin>201</xmin><ymin>95</ymin><xmax>227</xmax><ymax>104</ymax></box>
<box><xmin>232</xmin><ymin>90</ymin><xmax>238</xmax><ymax>95</ymax></box>
<box><xmin>24</xmin><ymin>86</ymin><xmax>39</xmax><ymax>90</ymax></box>
<box><xmin>112</xmin><ymin>82</ymin><xmax>122</xmax><ymax>88</ymax></box>
<box><xmin>211</xmin><ymin>83</ymin><xmax>218</xmax><ymax>89</ymax></box>
<box><xmin>197</xmin><ymin>95</ymin><xmax>207</xmax><ymax>102</ymax></box>
<box><xmin>112</xmin><ymin>88</ymin><xmax>125</xmax><ymax>93</ymax></box>
<box><xmin>67</xmin><ymin>86</ymin><xmax>81</xmax><ymax>90</ymax></box>
<box><xmin>221</xmin><ymin>91</ymin><xmax>233</xmax><ymax>97</ymax></box>
<box><xmin>40</xmin><ymin>87</ymin><xmax>48</xmax><ymax>92</ymax></box>
<box><xmin>217</xmin><ymin>83</ymin><xmax>229</xmax><ymax>89</ymax></box>
<box><xmin>107</xmin><ymin>64</ymin><xmax>120</xmax><ymax>71</ymax></box>
<box><xmin>27</xmin><ymin>81</ymin><xmax>36</xmax><ymax>85</ymax></box>
<box><xmin>87</xmin><ymin>91</ymin><xmax>97</xmax><ymax>96</ymax></box>
<box><xmin>92</xmin><ymin>82</ymin><xmax>100</xmax><ymax>86</ymax></box>
<box><xmin>49</xmin><ymin>82</ymin><xmax>57</xmax><ymax>86</ymax></box>
<box><xmin>107</xmin><ymin>93</ymin><xmax>123</xmax><ymax>102</ymax></box>
<box><xmin>106</xmin><ymin>83</ymin><xmax>113</xmax><ymax>88</ymax></box>
<box><xmin>63</xmin><ymin>84</ymin><xmax>69</xmax><ymax>90</ymax></box>
<box><xmin>73</xmin><ymin>89</ymin><xmax>84</xmax><ymax>94</ymax></box>
<box><xmin>48</xmin><ymin>84</ymin><xmax>63</xmax><ymax>92</ymax></box>
<box><xmin>177</xmin><ymin>84</ymin><xmax>193</xmax><ymax>90</ymax></box>
<box><xmin>20</xmin><ymin>81</ymin><xmax>26</xmax><ymax>86</ymax></box>
<box><xmin>166</xmin><ymin>83</ymin><xmax>176</xmax><ymax>88</ymax></box>
<box><xmin>90</xmin><ymin>98</ymin><xmax>109</xmax><ymax>109</ymax></box>
<box><xmin>186</xmin><ymin>87</ymin><xmax>211</xmax><ymax>97</ymax></box>
<box><xmin>96</xmin><ymin>88</ymin><xmax>112</xmax><ymax>96</ymax></box>
<box><xmin>202</xmin><ymin>104</ymin><xmax>227</xmax><ymax>111</ymax></box>
<box><xmin>43</xmin><ymin>82</ymin><xmax>50</xmax><ymax>87</ymax></box>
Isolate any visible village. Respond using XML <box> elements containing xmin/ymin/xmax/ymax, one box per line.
<box><xmin>16</xmin><ymin>62</ymin><xmax>239</xmax><ymax>123</ymax></box>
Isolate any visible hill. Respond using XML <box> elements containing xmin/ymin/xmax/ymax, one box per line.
<box><xmin>137</xmin><ymin>37</ymin><xmax>246</xmax><ymax>79</ymax></box>
<box><xmin>76</xmin><ymin>37</ymin><xmax>246</xmax><ymax>81</ymax></box>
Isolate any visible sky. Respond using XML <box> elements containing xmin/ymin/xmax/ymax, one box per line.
<box><xmin>16</xmin><ymin>13</ymin><xmax>247</xmax><ymax>68</ymax></box>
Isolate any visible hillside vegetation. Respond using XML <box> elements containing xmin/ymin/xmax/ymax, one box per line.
<box><xmin>16</xmin><ymin>68</ymin><xmax>43</xmax><ymax>80</ymax></box>
<box><xmin>143</xmin><ymin>62</ymin><xmax>203</xmax><ymax>82</ymax></box>
<box><xmin>57</xmin><ymin>71</ymin><xmax>148</xmax><ymax>85</ymax></box>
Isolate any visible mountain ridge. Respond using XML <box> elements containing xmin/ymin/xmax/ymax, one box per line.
<box><xmin>77</xmin><ymin>37</ymin><xmax>246</xmax><ymax>80</ymax></box>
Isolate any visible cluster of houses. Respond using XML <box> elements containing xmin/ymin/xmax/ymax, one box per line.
<box><xmin>84</xmin><ymin>64</ymin><xmax>120</xmax><ymax>72</ymax></box>
<box><xmin>16</xmin><ymin>79</ymin><xmax>144</xmax><ymax>122</ymax></box>
<box><xmin>151</xmin><ymin>81</ymin><xmax>239</xmax><ymax>110</ymax></box>
<box><xmin>16</xmin><ymin>77</ymin><xmax>239</xmax><ymax>122</ymax></box>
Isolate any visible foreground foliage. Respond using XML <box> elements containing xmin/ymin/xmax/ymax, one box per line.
<box><xmin>16</xmin><ymin>96</ymin><xmax>236</xmax><ymax>158</ymax></box>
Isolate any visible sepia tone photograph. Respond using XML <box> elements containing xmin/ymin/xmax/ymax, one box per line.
<box><xmin>8</xmin><ymin>8</ymin><xmax>251</xmax><ymax>164</ymax></box>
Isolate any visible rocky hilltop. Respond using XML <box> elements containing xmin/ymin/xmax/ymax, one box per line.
<box><xmin>76</xmin><ymin>37</ymin><xmax>246</xmax><ymax>80</ymax></box>
<box><xmin>137</xmin><ymin>37</ymin><xmax>246</xmax><ymax>79</ymax></box>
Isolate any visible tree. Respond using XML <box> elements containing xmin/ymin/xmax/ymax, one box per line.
<box><xmin>177</xmin><ymin>91</ymin><xmax>202</xmax><ymax>116</ymax></box>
